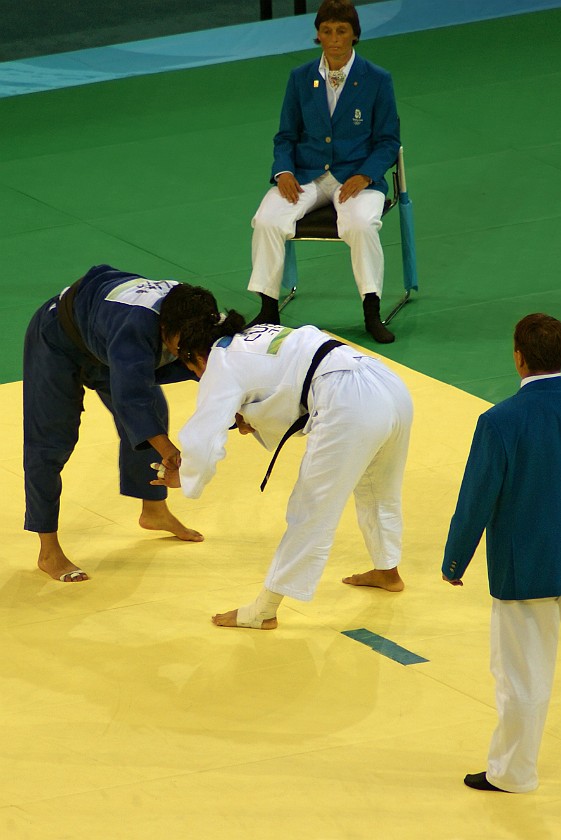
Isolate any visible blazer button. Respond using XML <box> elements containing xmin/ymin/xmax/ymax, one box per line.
<box><xmin>324</xmin><ymin>164</ymin><xmax>330</xmax><ymax>170</ymax></box>
<box><xmin>325</xmin><ymin>136</ymin><xmax>332</xmax><ymax>143</ymax></box>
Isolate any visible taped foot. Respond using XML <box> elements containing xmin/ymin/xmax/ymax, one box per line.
<box><xmin>38</xmin><ymin>554</ymin><xmax>89</xmax><ymax>583</ymax></box>
<box><xmin>212</xmin><ymin>587</ymin><xmax>283</xmax><ymax>629</ymax></box>
<box><xmin>60</xmin><ymin>569</ymin><xmax>88</xmax><ymax>582</ymax></box>
<box><xmin>212</xmin><ymin>608</ymin><xmax>278</xmax><ymax>629</ymax></box>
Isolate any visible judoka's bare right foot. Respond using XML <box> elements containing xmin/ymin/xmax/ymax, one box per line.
<box><xmin>211</xmin><ymin>608</ymin><xmax>278</xmax><ymax>630</ymax></box>
<box><xmin>38</xmin><ymin>534</ymin><xmax>89</xmax><ymax>582</ymax></box>
<box><xmin>140</xmin><ymin>499</ymin><xmax>204</xmax><ymax>542</ymax></box>
<box><xmin>342</xmin><ymin>568</ymin><xmax>404</xmax><ymax>591</ymax></box>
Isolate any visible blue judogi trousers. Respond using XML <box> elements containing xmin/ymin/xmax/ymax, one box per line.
<box><xmin>23</xmin><ymin>299</ymin><xmax>168</xmax><ymax>533</ymax></box>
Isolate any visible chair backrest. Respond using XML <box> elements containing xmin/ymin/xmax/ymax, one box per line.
<box><xmin>292</xmin><ymin>150</ymin><xmax>401</xmax><ymax>241</ymax></box>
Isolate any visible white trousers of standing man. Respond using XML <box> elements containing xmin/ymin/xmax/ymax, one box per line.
<box><xmin>487</xmin><ymin>596</ymin><xmax>561</xmax><ymax>792</ymax></box>
<box><xmin>264</xmin><ymin>357</ymin><xmax>413</xmax><ymax>601</ymax></box>
<box><xmin>248</xmin><ymin>172</ymin><xmax>387</xmax><ymax>300</ymax></box>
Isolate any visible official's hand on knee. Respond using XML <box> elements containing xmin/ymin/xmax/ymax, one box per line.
<box><xmin>339</xmin><ymin>174</ymin><xmax>371</xmax><ymax>202</ymax></box>
<box><xmin>276</xmin><ymin>172</ymin><xmax>303</xmax><ymax>204</ymax></box>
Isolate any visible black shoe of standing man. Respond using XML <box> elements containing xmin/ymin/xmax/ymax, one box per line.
<box><xmin>464</xmin><ymin>772</ymin><xmax>507</xmax><ymax>792</ymax></box>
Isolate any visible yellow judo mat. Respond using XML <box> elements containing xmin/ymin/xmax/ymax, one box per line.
<box><xmin>2</xmin><ymin>342</ymin><xmax>560</xmax><ymax>839</ymax></box>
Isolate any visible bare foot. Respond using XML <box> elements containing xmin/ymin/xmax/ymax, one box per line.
<box><xmin>342</xmin><ymin>568</ymin><xmax>404</xmax><ymax>592</ymax></box>
<box><xmin>140</xmin><ymin>500</ymin><xmax>203</xmax><ymax>542</ymax></box>
<box><xmin>211</xmin><ymin>608</ymin><xmax>278</xmax><ymax>630</ymax></box>
<box><xmin>38</xmin><ymin>534</ymin><xmax>89</xmax><ymax>582</ymax></box>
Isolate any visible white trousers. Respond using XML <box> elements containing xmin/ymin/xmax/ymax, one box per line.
<box><xmin>264</xmin><ymin>358</ymin><xmax>413</xmax><ymax>601</ymax></box>
<box><xmin>248</xmin><ymin>173</ymin><xmax>387</xmax><ymax>300</ymax></box>
<box><xmin>487</xmin><ymin>597</ymin><xmax>561</xmax><ymax>792</ymax></box>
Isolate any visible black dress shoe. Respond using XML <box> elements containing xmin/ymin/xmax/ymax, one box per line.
<box><xmin>363</xmin><ymin>293</ymin><xmax>395</xmax><ymax>344</ymax></box>
<box><xmin>246</xmin><ymin>294</ymin><xmax>280</xmax><ymax>328</ymax></box>
<box><xmin>464</xmin><ymin>772</ymin><xmax>507</xmax><ymax>792</ymax></box>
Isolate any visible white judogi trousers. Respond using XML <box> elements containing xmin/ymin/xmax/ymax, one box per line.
<box><xmin>487</xmin><ymin>597</ymin><xmax>561</xmax><ymax>792</ymax></box>
<box><xmin>249</xmin><ymin>173</ymin><xmax>387</xmax><ymax>300</ymax></box>
<box><xmin>264</xmin><ymin>357</ymin><xmax>413</xmax><ymax>601</ymax></box>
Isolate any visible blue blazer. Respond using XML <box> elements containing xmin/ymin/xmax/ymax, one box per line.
<box><xmin>442</xmin><ymin>376</ymin><xmax>561</xmax><ymax>599</ymax></box>
<box><xmin>271</xmin><ymin>54</ymin><xmax>400</xmax><ymax>195</ymax></box>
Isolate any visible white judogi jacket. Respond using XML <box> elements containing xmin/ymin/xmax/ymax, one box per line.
<box><xmin>178</xmin><ymin>324</ymin><xmax>361</xmax><ymax>498</ymax></box>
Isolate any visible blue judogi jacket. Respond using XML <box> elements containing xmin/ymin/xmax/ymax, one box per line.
<box><xmin>442</xmin><ymin>376</ymin><xmax>561</xmax><ymax>599</ymax></box>
<box><xmin>272</xmin><ymin>54</ymin><xmax>400</xmax><ymax>195</ymax></box>
<box><xmin>70</xmin><ymin>264</ymin><xmax>195</xmax><ymax>450</ymax></box>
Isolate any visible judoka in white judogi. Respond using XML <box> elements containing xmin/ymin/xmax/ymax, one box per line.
<box><xmin>174</xmin><ymin>323</ymin><xmax>413</xmax><ymax>627</ymax></box>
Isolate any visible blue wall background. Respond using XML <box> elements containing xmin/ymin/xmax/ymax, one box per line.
<box><xmin>2</xmin><ymin>0</ymin><xmax>560</xmax><ymax>99</ymax></box>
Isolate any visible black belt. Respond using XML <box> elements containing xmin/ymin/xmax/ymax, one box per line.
<box><xmin>57</xmin><ymin>276</ymin><xmax>99</xmax><ymax>363</ymax></box>
<box><xmin>260</xmin><ymin>338</ymin><xmax>343</xmax><ymax>491</ymax></box>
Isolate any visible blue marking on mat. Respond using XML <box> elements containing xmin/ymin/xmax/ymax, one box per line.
<box><xmin>342</xmin><ymin>628</ymin><xmax>428</xmax><ymax>665</ymax></box>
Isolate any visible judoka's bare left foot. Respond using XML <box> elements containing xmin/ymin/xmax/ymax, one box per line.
<box><xmin>211</xmin><ymin>608</ymin><xmax>278</xmax><ymax>630</ymax></box>
<box><xmin>140</xmin><ymin>500</ymin><xmax>204</xmax><ymax>542</ymax></box>
<box><xmin>38</xmin><ymin>533</ymin><xmax>89</xmax><ymax>582</ymax></box>
<box><xmin>342</xmin><ymin>568</ymin><xmax>404</xmax><ymax>591</ymax></box>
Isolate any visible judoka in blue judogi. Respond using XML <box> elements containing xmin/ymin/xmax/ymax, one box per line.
<box><xmin>23</xmin><ymin>264</ymin><xmax>205</xmax><ymax>583</ymax></box>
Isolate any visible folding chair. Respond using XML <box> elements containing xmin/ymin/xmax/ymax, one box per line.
<box><xmin>279</xmin><ymin>146</ymin><xmax>418</xmax><ymax>325</ymax></box>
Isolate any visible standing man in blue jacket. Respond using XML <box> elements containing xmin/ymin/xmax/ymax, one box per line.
<box><xmin>24</xmin><ymin>265</ymin><xmax>205</xmax><ymax>584</ymax></box>
<box><xmin>247</xmin><ymin>0</ymin><xmax>400</xmax><ymax>343</ymax></box>
<box><xmin>442</xmin><ymin>313</ymin><xmax>561</xmax><ymax>793</ymax></box>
